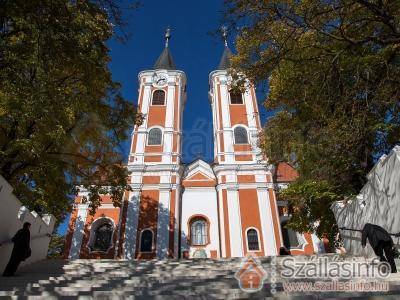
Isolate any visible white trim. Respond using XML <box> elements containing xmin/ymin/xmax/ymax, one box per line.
<box><xmin>218</xmin><ymin>189</ymin><xmax>226</xmax><ymax>257</ymax></box>
<box><xmin>257</xmin><ymin>188</ymin><xmax>278</xmax><ymax>255</ymax></box>
<box><xmin>183</xmin><ymin>159</ymin><xmax>216</xmax><ymax>181</ymax></box>
<box><xmin>139</xmin><ymin>228</ymin><xmax>155</xmax><ymax>253</ymax></box>
<box><xmin>68</xmin><ymin>204</ymin><xmax>88</xmax><ymax>259</ymax></box>
<box><xmin>156</xmin><ymin>189</ymin><xmax>170</xmax><ymax>259</ymax></box>
<box><xmin>146</xmin><ymin>126</ymin><xmax>164</xmax><ymax>146</ymax></box>
<box><xmin>123</xmin><ymin>191</ymin><xmax>141</xmax><ymax>259</ymax></box>
<box><xmin>173</xmin><ymin>185</ymin><xmax>181</xmax><ymax>258</ymax></box>
<box><xmin>227</xmin><ymin>188</ymin><xmax>244</xmax><ymax>257</ymax></box>
<box><xmin>243</xmin><ymin>86</ymin><xmax>257</xmax><ymax>129</ymax></box>
<box><xmin>245</xmin><ymin>227</ymin><xmax>261</xmax><ymax>252</ymax></box>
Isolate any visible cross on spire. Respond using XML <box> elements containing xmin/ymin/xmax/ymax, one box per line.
<box><xmin>165</xmin><ymin>27</ymin><xmax>171</xmax><ymax>48</ymax></box>
<box><xmin>221</xmin><ymin>26</ymin><xmax>228</xmax><ymax>47</ymax></box>
<box><xmin>153</xmin><ymin>27</ymin><xmax>176</xmax><ymax>70</ymax></box>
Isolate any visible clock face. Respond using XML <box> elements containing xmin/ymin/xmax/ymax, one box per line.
<box><xmin>153</xmin><ymin>73</ymin><xmax>167</xmax><ymax>86</ymax></box>
<box><xmin>157</xmin><ymin>77</ymin><xmax>167</xmax><ymax>85</ymax></box>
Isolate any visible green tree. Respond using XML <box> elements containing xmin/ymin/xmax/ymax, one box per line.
<box><xmin>47</xmin><ymin>233</ymin><xmax>65</xmax><ymax>258</ymax></box>
<box><xmin>225</xmin><ymin>0</ymin><xmax>400</xmax><ymax>240</ymax></box>
<box><xmin>0</xmin><ymin>0</ymin><xmax>142</xmax><ymax>221</ymax></box>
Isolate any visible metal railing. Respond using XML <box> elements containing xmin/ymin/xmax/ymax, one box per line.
<box><xmin>339</xmin><ymin>227</ymin><xmax>400</xmax><ymax>237</ymax></box>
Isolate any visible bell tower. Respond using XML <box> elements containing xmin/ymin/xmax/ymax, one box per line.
<box><xmin>209</xmin><ymin>28</ymin><xmax>283</xmax><ymax>257</ymax></box>
<box><xmin>123</xmin><ymin>29</ymin><xmax>186</xmax><ymax>259</ymax></box>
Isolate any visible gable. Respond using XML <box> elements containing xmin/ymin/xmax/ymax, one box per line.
<box><xmin>186</xmin><ymin>171</ymin><xmax>213</xmax><ymax>181</ymax></box>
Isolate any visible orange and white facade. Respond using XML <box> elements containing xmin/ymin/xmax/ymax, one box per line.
<box><xmin>65</xmin><ymin>34</ymin><xmax>324</xmax><ymax>260</ymax></box>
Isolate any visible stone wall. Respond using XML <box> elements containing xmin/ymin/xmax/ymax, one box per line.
<box><xmin>0</xmin><ymin>175</ymin><xmax>56</xmax><ymax>273</ymax></box>
<box><xmin>331</xmin><ymin>146</ymin><xmax>400</xmax><ymax>257</ymax></box>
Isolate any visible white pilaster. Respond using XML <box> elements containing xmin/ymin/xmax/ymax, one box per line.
<box><xmin>156</xmin><ymin>188</ymin><xmax>171</xmax><ymax>259</ymax></box>
<box><xmin>243</xmin><ymin>88</ymin><xmax>256</xmax><ymax>129</ymax></box>
<box><xmin>257</xmin><ymin>187</ymin><xmax>278</xmax><ymax>255</ymax></box>
<box><xmin>227</xmin><ymin>188</ymin><xmax>243</xmax><ymax>257</ymax></box>
<box><xmin>218</xmin><ymin>189</ymin><xmax>226</xmax><ymax>257</ymax></box>
<box><xmin>123</xmin><ymin>191</ymin><xmax>141</xmax><ymax>259</ymax></box>
<box><xmin>173</xmin><ymin>185</ymin><xmax>181</xmax><ymax>258</ymax></box>
<box><xmin>135</xmin><ymin>85</ymin><xmax>152</xmax><ymax>164</ymax></box>
<box><xmin>219</xmin><ymin>77</ymin><xmax>234</xmax><ymax>163</ymax></box>
<box><xmin>162</xmin><ymin>81</ymin><xmax>176</xmax><ymax>163</ymax></box>
<box><xmin>69</xmin><ymin>204</ymin><xmax>89</xmax><ymax>259</ymax></box>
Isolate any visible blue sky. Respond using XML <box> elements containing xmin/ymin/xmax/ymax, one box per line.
<box><xmin>58</xmin><ymin>0</ymin><xmax>270</xmax><ymax>234</ymax></box>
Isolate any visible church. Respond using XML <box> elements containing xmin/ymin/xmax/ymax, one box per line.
<box><xmin>64</xmin><ymin>30</ymin><xmax>325</xmax><ymax>260</ymax></box>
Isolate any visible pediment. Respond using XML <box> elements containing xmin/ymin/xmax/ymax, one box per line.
<box><xmin>186</xmin><ymin>171</ymin><xmax>214</xmax><ymax>181</ymax></box>
<box><xmin>183</xmin><ymin>159</ymin><xmax>215</xmax><ymax>181</ymax></box>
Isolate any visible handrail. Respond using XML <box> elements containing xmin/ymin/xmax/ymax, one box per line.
<box><xmin>0</xmin><ymin>233</ymin><xmax>52</xmax><ymax>247</ymax></box>
<box><xmin>339</xmin><ymin>227</ymin><xmax>400</xmax><ymax>236</ymax></box>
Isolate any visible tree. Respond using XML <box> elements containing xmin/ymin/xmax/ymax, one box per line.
<box><xmin>0</xmin><ymin>0</ymin><xmax>142</xmax><ymax>222</ymax></box>
<box><xmin>225</xmin><ymin>0</ymin><xmax>400</xmax><ymax>240</ymax></box>
<box><xmin>47</xmin><ymin>233</ymin><xmax>65</xmax><ymax>258</ymax></box>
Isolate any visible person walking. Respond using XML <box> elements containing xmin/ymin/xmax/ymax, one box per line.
<box><xmin>2</xmin><ymin>222</ymin><xmax>32</xmax><ymax>277</ymax></box>
<box><xmin>361</xmin><ymin>223</ymin><xmax>397</xmax><ymax>273</ymax></box>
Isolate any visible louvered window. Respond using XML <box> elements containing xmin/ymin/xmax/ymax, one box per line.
<box><xmin>234</xmin><ymin>126</ymin><xmax>248</xmax><ymax>144</ymax></box>
<box><xmin>230</xmin><ymin>91</ymin><xmax>243</xmax><ymax>104</ymax></box>
<box><xmin>148</xmin><ymin>128</ymin><xmax>162</xmax><ymax>145</ymax></box>
<box><xmin>152</xmin><ymin>90</ymin><xmax>165</xmax><ymax>105</ymax></box>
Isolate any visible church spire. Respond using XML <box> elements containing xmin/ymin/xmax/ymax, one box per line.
<box><xmin>217</xmin><ymin>26</ymin><xmax>233</xmax><ymax>70</ymax></box>
<box><xmin>153</xmin><ymin>27</ymin><xmax>176</xmax><ymax>70</ymax></box>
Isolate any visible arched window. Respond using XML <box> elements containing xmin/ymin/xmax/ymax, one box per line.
<box><xmin>148</xmin><ymin>128</ymin><xmax>162</xmax><ymax>145</ymax></box>
<box><xmin>152</xmin><ymin>90</ymin><xmax>165</xmax><ymax>105</ymax></box>
<box><xmin>92</xmin><ymin>223</ymin><xmax>113</xmax><ymax>252</ymax></box>
<box><xmin>247</xmin><ymin>229</ymin><xmax>260</xmax><ymax>251</ymax></box>
<box><xmin>230</xmin><ymin>90</ymin><xmax>243</xmax><ymax>104</ymax></box>
<box><xmin>190</xmin><ymin>217</ymin><xmax>208</xmax><ymax>245</ymax></box>
<box><xmin>234</xmin><ymin>126</ymin><xmax>248</xmax><ymax>144</ymax></box>
<box><xmin>140</xmin><ymin>229</ymin><xmax>153</xmax><ymax>252</ymax></box>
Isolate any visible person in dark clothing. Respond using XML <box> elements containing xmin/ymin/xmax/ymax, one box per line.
<box><xmin>2</xmin><ymin>222</ymin><xmax>31</xmax><ymax>277</ymax></box>
<box><xmin>279</xmin><ymin>246</ymin><xmax>291</xmax><ymax>256</ymax></box>
<box><xmin>361</xmin><ymin>223</ymin><xmax>397</xmax><ymax>273</ymax></box>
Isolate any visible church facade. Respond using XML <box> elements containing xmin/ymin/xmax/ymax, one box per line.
<box><xmin>64</xmin><ymin>32</ymin><xmax>324</xmax><ymax>260</ymax></box>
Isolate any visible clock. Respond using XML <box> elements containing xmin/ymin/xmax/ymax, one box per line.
<box><xmin>156</xmin><ymin>77</ymin><xmax>167</xmax><ymax>85</ymax></box>
<box><xmin>153</xmin><ymin>73</ymin><xmax>168</xmax><ymax>87</ymax></box>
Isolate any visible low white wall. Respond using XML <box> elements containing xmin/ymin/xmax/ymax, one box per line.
<box><xmin>181</xmin><ymin>188</ymin><xmax>220</xmax><ymax>258</ymax></box>
<box><xmin>0</xmin><ymin>175</ymin><xmax>56</xmax><ymax>273</ymax></box>
<box><xmin>331</xmin><ymin>146</ymin><xmax>400</xmax><ymax>257</ymax></box>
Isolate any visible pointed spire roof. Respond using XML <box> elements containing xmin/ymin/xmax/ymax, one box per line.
<box><xmin>218</xmin><ymin>46</ymin><xmax>233</xmax><ymax>70</ymax></box>
<box><xmin>217</xmin><ymin>26</ymin><xmax>233</xmax><ymax>70</ymax></box>
<box><xmin>153</xmin><ymin>28</ymin><xmax>176</xmax><ymax>70</ymax></box>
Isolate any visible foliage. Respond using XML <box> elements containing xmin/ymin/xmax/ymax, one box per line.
<box><xmin>279</xmin><ymin>180</ymin><xmax>342</xmax><ymax>243</ymax></box>
<box><xmin>0</xmin><ymin>0</ymin><xmax>142</xmax><ymax>222</ymax></box>
<box><xmin>225</xmin><ymin>0</ymin><xmax>400</xmax><ymax>237</ymax></box>
<box><xmin>47</xmin><ymin>233</ymin><xmax>65</xmax><ymax>258</ymax></box>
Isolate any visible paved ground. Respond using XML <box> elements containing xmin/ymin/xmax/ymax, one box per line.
<box><xmin>1</xmin><ymin>255</ymin><xmax>400</xmax><ymax>299</ymax></box>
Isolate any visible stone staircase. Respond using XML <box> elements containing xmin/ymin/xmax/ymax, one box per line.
<box><xmin>1</xmin><ymin>255</ymin><xmax>400</xmax><ymax>299</ymax></box>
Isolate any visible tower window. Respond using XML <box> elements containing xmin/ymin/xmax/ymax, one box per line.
<box><xmin>246</xmin><ymin>228</ymin><xmax>260</xmax><ymax>251</ymax></box>
<box><xmin>148</xmin><ymin>128</ymin><xmax>162</xmax><ymax>145</ymax></box>
<box><xmin>229</xmin><ymin>90</ymin><xmax>243</xmax><ymax>104</ymax></box>
<box><xmin>140</xmin><ymin>229</ymin><xmax>153</xmax><ymax>252</ymax></box>
<box><xmin>234</xmin><ymin>126</ymin><xmax>248</xmax><ymax>144</ymax></box>
<box><xmin>152</xmin><ymin>90</ymin><xmax>165</xmax><ymax>105</ymax></box>
<box><xmin>190</xmin><ymin>217</ymin><xmax>208</xmax><ymax>246</ymax></box>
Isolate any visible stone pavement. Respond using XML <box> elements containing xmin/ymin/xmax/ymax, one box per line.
<box><xmin>1</xmin><ymin>254</ymin><xmax>400</xmax><ymax>299</ymax></box>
